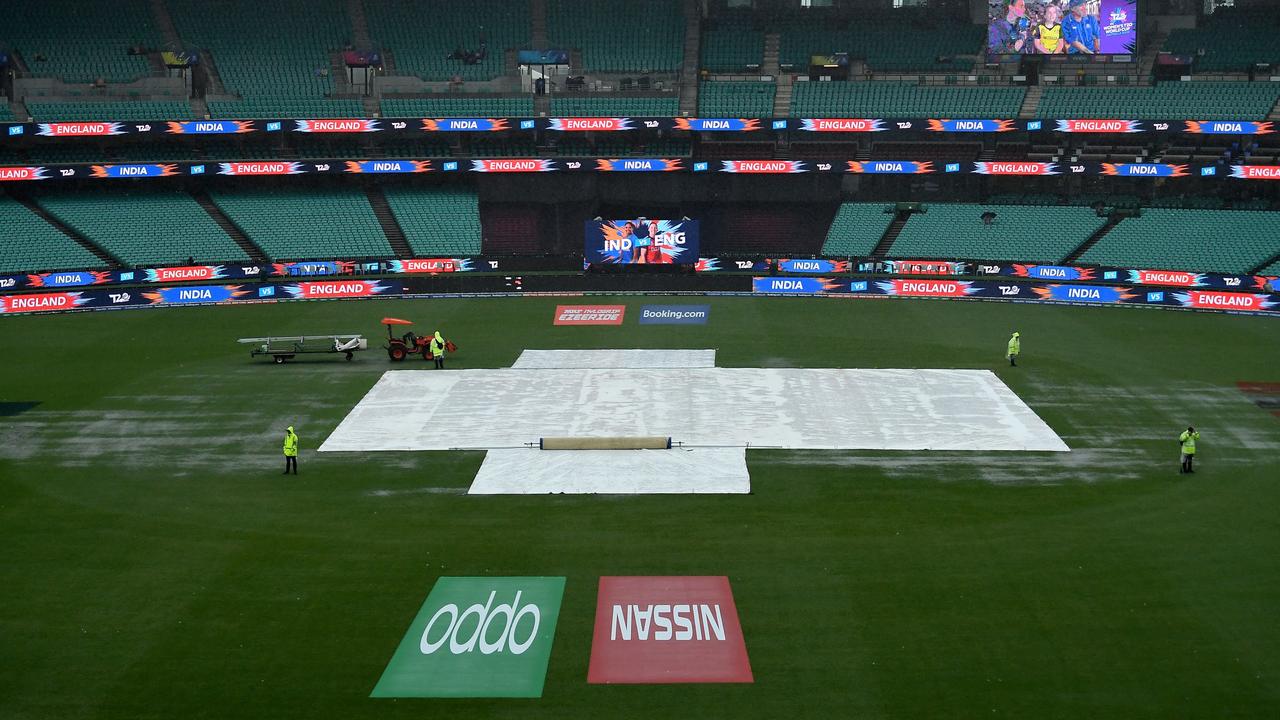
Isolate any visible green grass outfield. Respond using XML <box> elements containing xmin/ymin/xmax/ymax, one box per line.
<box><xmin>2</xmin><ymin>295</ymin><xmax>1278</xmax><ymax>719</ymax></box>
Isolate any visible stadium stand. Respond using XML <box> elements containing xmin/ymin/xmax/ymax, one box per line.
<box><xmin>0</xmin><ymin>104</ymin><xmax>17</xmax><ymax>122</ymax></box>
<box><xmin>206</xmin><ymin>98</ymin><xmax>365</xmax><ymax>119</ymax></box>
<box><xmin>698</xmin><ymin>82</ymin><xmax>776</xmax><ymax>117</ymax></box>
<box><xmin>382</xmin><ymin>187</ymin><xmax>482</xmax><ymax>256</ymax></box>
<box><xmin>547</xmin><ymin>0</ymin><xmax>684</xmax><ymax>72</ymax></box>
<box><xmin>168</xmin><ymin>0</ymin><xmax>356</xmax><ymax>117</ymax></box>
<box><xmin>35</xmin><ymin>190</ymin><xmax>247</xmax><ymax>266</ymax></box>
<box><xmin>1164</xmin><ymin>7</ymin><xmax>1280</xmax><ymax>73</ymax></box>
<box><xmin>1079</xmin><ymin>209</ymin><xmax>1280</xmax><ymax>274</ymax></box>
<box><xmin>791</xmin><ymin>82</ymin><xmax>1025</xmax><ymax>117</ymax></box>
<box><xmin>1037</xmin><ymin>83</ymin><xmax>1280</xmax><ymax>121</ymax></box>
<box><xmin>381</xmin><ymin>97</ymin><xmax>535</xmax><ymax>118</ymax></box>
<box><xmin>890</xmin><ymin>204</ymin><xmax>1105</xmax><ymax>263</ymax></box>
<box><xmin>821</xmin><ymin>203</ymin><xmax>897</xmax><ymax>256</ymax></box>
<box><xmin>550</xmin><ymin>96</ymin><xmax>680</xmax><ymax>116</ymax></box>
<box><xmin>776</xmin><ymin>15</ymin><xmax>982</xmax><ymax>72</ymax></box>
<box><xmin>0</xmin><ymin>194</ymin><xmax>105</xmax><ymax>273</ymax></box>
<box><xmin>209</xmin><ymin>187</ymin><xmax>391</xmax><ymax>260</ymax></box>
<box><xmin>6</xmin><ymin>0</ymin><xmax>160</xmax><ymax>83</ymax></box>
<box><xmin>26</xmin><ymin>101</ymin><xmax>195</xmax><ymax>122</ymax></box>
<box><xmin>700</xmin><ymin>15</ymin><xmax>765</xmax><ymax>72</ymax></box>
<box><xmin>1260</xmin><ymin>258</ymin><xmax>1280</xmax><ymax>277</ymax></box>
<box><xmin>364</xmin><ymin>0</ymin><xmax>528</xmax><ymax>82</ymax></box>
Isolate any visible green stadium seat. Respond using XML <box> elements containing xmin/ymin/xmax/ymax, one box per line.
<box><xmin>821</xmin><ymin>203</ymin><xmax>896</xmax><ymax>256</ymax></box>
<box><xmin>701</xmin><ymin>16</ymin><xmax>764</xmax><ymax>72</ymax></box>
<box><xmin>383</xmin><ymin>188</ymin><xmax>482</xmax><ymax>256</ymax></box>
<box><xmin>790</xmin><ymin>82</ymin><xmax>1025</xmax><ymax>117</ymax></box>
<box><xmin>777</xmin><ymin>16</ymin><xmax>983</xmax><ymax>72</ymax></box>
<box><xmin>550</xmin><ymin>96</ymin><xmax>680</xmax><ymax>117</ymax></box>
<box><xmin>169</xmin><ymin>0</ymin><xmax>360</xmax><ymax>117</ymax></box>
<box><xmin>0</xmin><ymin>195</ymin><xmax>105</xmax><ymax>273</ymax></box>
<box><xmin>1164</xmin><ymin>8</ymin><xmax>1280</xmax><ymax>73</ymax></box>
<box><xmin>365</xmin><ymin>0</ymin><xmax>529</xmax><ymax>82</ymax></box>
<box><xmin>698</xmin><ymin>82</ymin><xmax>775</xmax><ymax>117</ymax></box>
<box><xmin>547</xmin><ymin>0</ymin><xmax>683</xmax><ymax>72</ymax></box>
<box><xmin>891</xmin><ymin>204</ymin><xmax>1104</xmax><ymax>263</ymax></box>
<box><xmin>1037</xmin><ymin>83</ymin><xmax>1280</xmax><ymax>121</ymax></box>
<box><xmin>36</xmin><ymin>190</ymin><xmax>247</xmax><ymax>266</ymax></box>
<box><xmin>381</xmin><ymin>97</ymin><xmax>535</xmax><ymax>118</ymax></box>
<box><xmin>8</xmin><ymin>0</ymin><xmax>160</xmax><ymax>84</ymax></box>
<box><xmin>27</xmin><ymin>101</ymin><xmax>195</xmax><ymax>122</ymax></box>
<box><xmin>1080</xmin><ymin>209</ymin><xmax>1280</xmax><ymax>274</ymax></box>
<box><xmin>210</xmin><ymin>188</ymin><xmax>391</xmax><ymax>260</ymax></box>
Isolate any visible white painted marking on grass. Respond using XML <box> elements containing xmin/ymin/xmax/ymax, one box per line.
<box><xmin>468</xmin><ymin>447</ymin><xmax>749</xmax><ymax>494</ymax></box>
<box><xmin>319</xmin><ymin>368</ymin><xmax>1069</xmax><ymax>452</ymax></box>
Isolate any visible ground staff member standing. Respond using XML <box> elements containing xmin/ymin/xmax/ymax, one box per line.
<box><xmin>1007</xmin><ymin>331</ymin><xmax>1021</xmax><ymax>366</ymax></box>
<box><xmin>430</xmin><ymin>331</ymin><xmax>446</xmax><ymax>369</ymax></box>
<box><xmin>283</xmin><ymin>426</ymin><xmax>299</xmax><ymax>475</ymax></box>
<box><xmin>1179</xmin><ymin>426</ymin><xmax>1200</xmax><ymax>474</ymax></box>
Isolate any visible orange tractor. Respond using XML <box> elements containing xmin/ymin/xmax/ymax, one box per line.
<box><xmin>381</xmin><ymin>317</ymin><xmax>455</xmax><ymax>361</ymax></box>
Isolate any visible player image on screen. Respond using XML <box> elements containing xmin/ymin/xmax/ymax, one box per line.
<box><xmin>586</xmin><ymin>219</ymin><xmax>699</xmax><ymax>265</ymax></box>
<box><xmin>988</xmin><ymin>0</ymin><xmax>1129</xmax><ymax>55</ymax></box>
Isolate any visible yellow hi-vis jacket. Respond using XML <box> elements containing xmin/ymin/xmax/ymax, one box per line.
<box><xmin>1179</xmin><ymin>430</ymin><xmax>1199</xmax><ymax>455</ymax></box>
<box><xmin>283</xmin><ymin>430</ymin><xmax>299</xmax><ymax>457</ymax></box>
<box><xmin>1007</xmin><ymin>335</ymin><xmax>1021</xmax><ymax>356</ymax></box>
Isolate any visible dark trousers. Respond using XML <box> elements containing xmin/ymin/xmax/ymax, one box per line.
<box><xmin>1180</xmin><ymin>453</ymin><xmax>1194</xmax><ymax>473</ymax></box>
<box><xmin>433</xmin><ymin>356</ymin><xmax>444</xmax><ymax>369</ymax></box>
<box><xmin>1009</xmin><ymin>354</ymin><xmax>1017</xmax><ymax>366</ymax></box>
<box><xmin>284</xmin><ymin>455</ymin><xmax>297</xmax><ymax>474</ymax></box>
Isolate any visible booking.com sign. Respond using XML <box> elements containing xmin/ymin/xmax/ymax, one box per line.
<box><xmin>371</xmin><ymin>577</ymin><xmax>565</xmax><ymax>698</ymax></box>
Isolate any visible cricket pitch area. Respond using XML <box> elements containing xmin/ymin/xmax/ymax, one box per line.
<box><xmin>320</xmin><ymin>350</ymin><xmax>1068</xmax><ymax>493</ymax></box>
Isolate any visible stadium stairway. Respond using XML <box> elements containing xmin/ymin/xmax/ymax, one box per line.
<box><xmin>1018</xmin><ymin>86</ymin><xmax>1042</xmax><ymax>120</ymax></box>
<box><xmin>871</xmin><ymin>209</ymin><xmax>910</xmax><ymax>258</ymax></box>
<box><xmin>10</xmin><ymin>194</ymin><xmax>123</xmax><ymax>269</ymax></box>
<box><xmin>762</xmin><ymin>33</ymin><xmax>779</xmax><ymax>75</ymax></box>
<box><xmin>1137</xmin><ymin>31</ymin><xmax>1169</xmax><ymax>82</ymax></box>
<box><xmin>348</xmin><ymin>0</ymin><xmax>371</xmax><ymax>47</ymax></box>
<box><xmin>1062</xmin><ymin>214</ymin><xmax>1124</xmax><ymax>265</ymax></box>
<box><xmin>190</xmin><ymin>190</ymin><xmax>268</xmax><ymax>264</ymax></box>
<box><xmin>150</xmin><ymin>0</ymin><xmax>182</xmax><ymax>48</ymax></box>
<box><xmin>678</xmin><ymin>0</ymin><xmax>702</xmax><ymax>116</ymax></box>
<box><xmin>365</xmin><ymin>186</ymin><xmax>412</xmax><ymax>259</ymax></box>
<box><xmin>773</xmin><ymin>75</ymin><xmax>792</xmax><ymax>117</ymax></box>
<box><xmin>531</xmin><ymin>0</ymin><xmax>548</xmax><ymax>47</ymax></box>
<box><xmin>1250</xmin><ymin>248</ymin><xmax>1280</xmax><ymax>276</ymax></box>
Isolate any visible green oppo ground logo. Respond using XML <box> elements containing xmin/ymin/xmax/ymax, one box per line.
<box><xmin>371</xmin><ymin>577</ymin><xmax>565</xmax><ymax>698</ymax></box>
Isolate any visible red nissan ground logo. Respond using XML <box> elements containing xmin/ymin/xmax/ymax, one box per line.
<box><xmin>587</xmin><ymin>576</ymin><xmax>753</xmax><ymax>684</ymax></box>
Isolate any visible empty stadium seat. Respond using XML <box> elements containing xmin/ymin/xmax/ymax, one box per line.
<box><xmin>382</xmin><ymin>97</ymin><xmax>535</xmax><ymax>118</ymax></box>
<box><xmin>791</xmin><ymin>82</ymin><xmax>1025</xmax><ymax>117</ymax></box>
<box><xmin>27</xmin><ymin>101</ymin><xmax>195</xmax><ymax>122</ymax></box>
<box><xmin>821</xmin><ymin>203</ymin><xmax>896</xmax><ymax>256</ymax></box>
<box><xmin>701</xmin><ymin>16</ymin><xmax>765</xmax><ymax>72</ymax></box>
<box><xmin>383</xmin><ymin>187</ymin><xmax>482</xmax><ymax>256</ymax></box>
<box><xmin>8</xmin><ymin>0</ymin><xmax>160</xmax><ymax>83</ymax></box>
<box><xmin>36</xmin><ymin>190</ymin><xmax>247</xmax><ymax>266</ymax></box>
<box><xmin>550</xmin><ymin>96</ymin><xmax>680</xmax><ymax>117</ymax></box>
<box><xmin>1037</xmin><ymin>83</ymin><xmax>1280</xmax><ymax>121</ymax></box>
<box><xmin>210</xmin><ymin>188</ymin><xmax>391</xmax><ymax>260</ymax></box>
<box><xmin>364</xmin><ymin>0</ymin><xmax>529</xmax><ymax>81</ymax></box>
<box><xmin>890</xmin><ymin>204</ymin><xmax>1103</xmax><ymax>263</ymax></box>
<box><xmin>777</xmin><ymin>16</ymin><xmax>982</xmax><ymax>72</ymax></box>
<box><xmin>698</xmin><ymin>82</ymin><xmax>775</xmax><ymax>117</ymax></box>
<box><xmin>1165</xmin><ymin>7</ymin><xmax>1280</xmax><ymax>73</ymax></box>
<box><xmin>169</xmin><ymin>0</ymin><xmax>358</xmax><ymax>116</ymax></box>
<box><xmin>0</xmin><ymin>195</ymin><xmax>105</xmax><ymax>273</ymax></box>
<box><xmin>1080</xmin><ymin>209</ymin><xmax>1280</xmax><ymax>274</ymax></box>
<box><xmin>547</xmin><ymin>0</ymin><xmax>683</xmax><ymax>72</ymax></box>
<box><xmin>207</xmin><ymin>98</ymin><xmax>365</xmax><ymax>119</ymax></box>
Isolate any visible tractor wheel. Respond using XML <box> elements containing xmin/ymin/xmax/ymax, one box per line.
<box><xmin>274</xmin><ymin>355</ymin><xmax>286</xmax><ymax>364</ymax></box>
<box><xmin>389</xmin><ymin>347</ymin><xmax>407</xmax><ymax>361</ymax></box>
<box><xmin>345</xmin><ymin>352</ymin><xmax>354</xmax><ymax>361</ymax></box>
<box><xmin>423</xmin><ymin>348</ymin><xmax>432</xmax><ymax>361</ymax></box>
